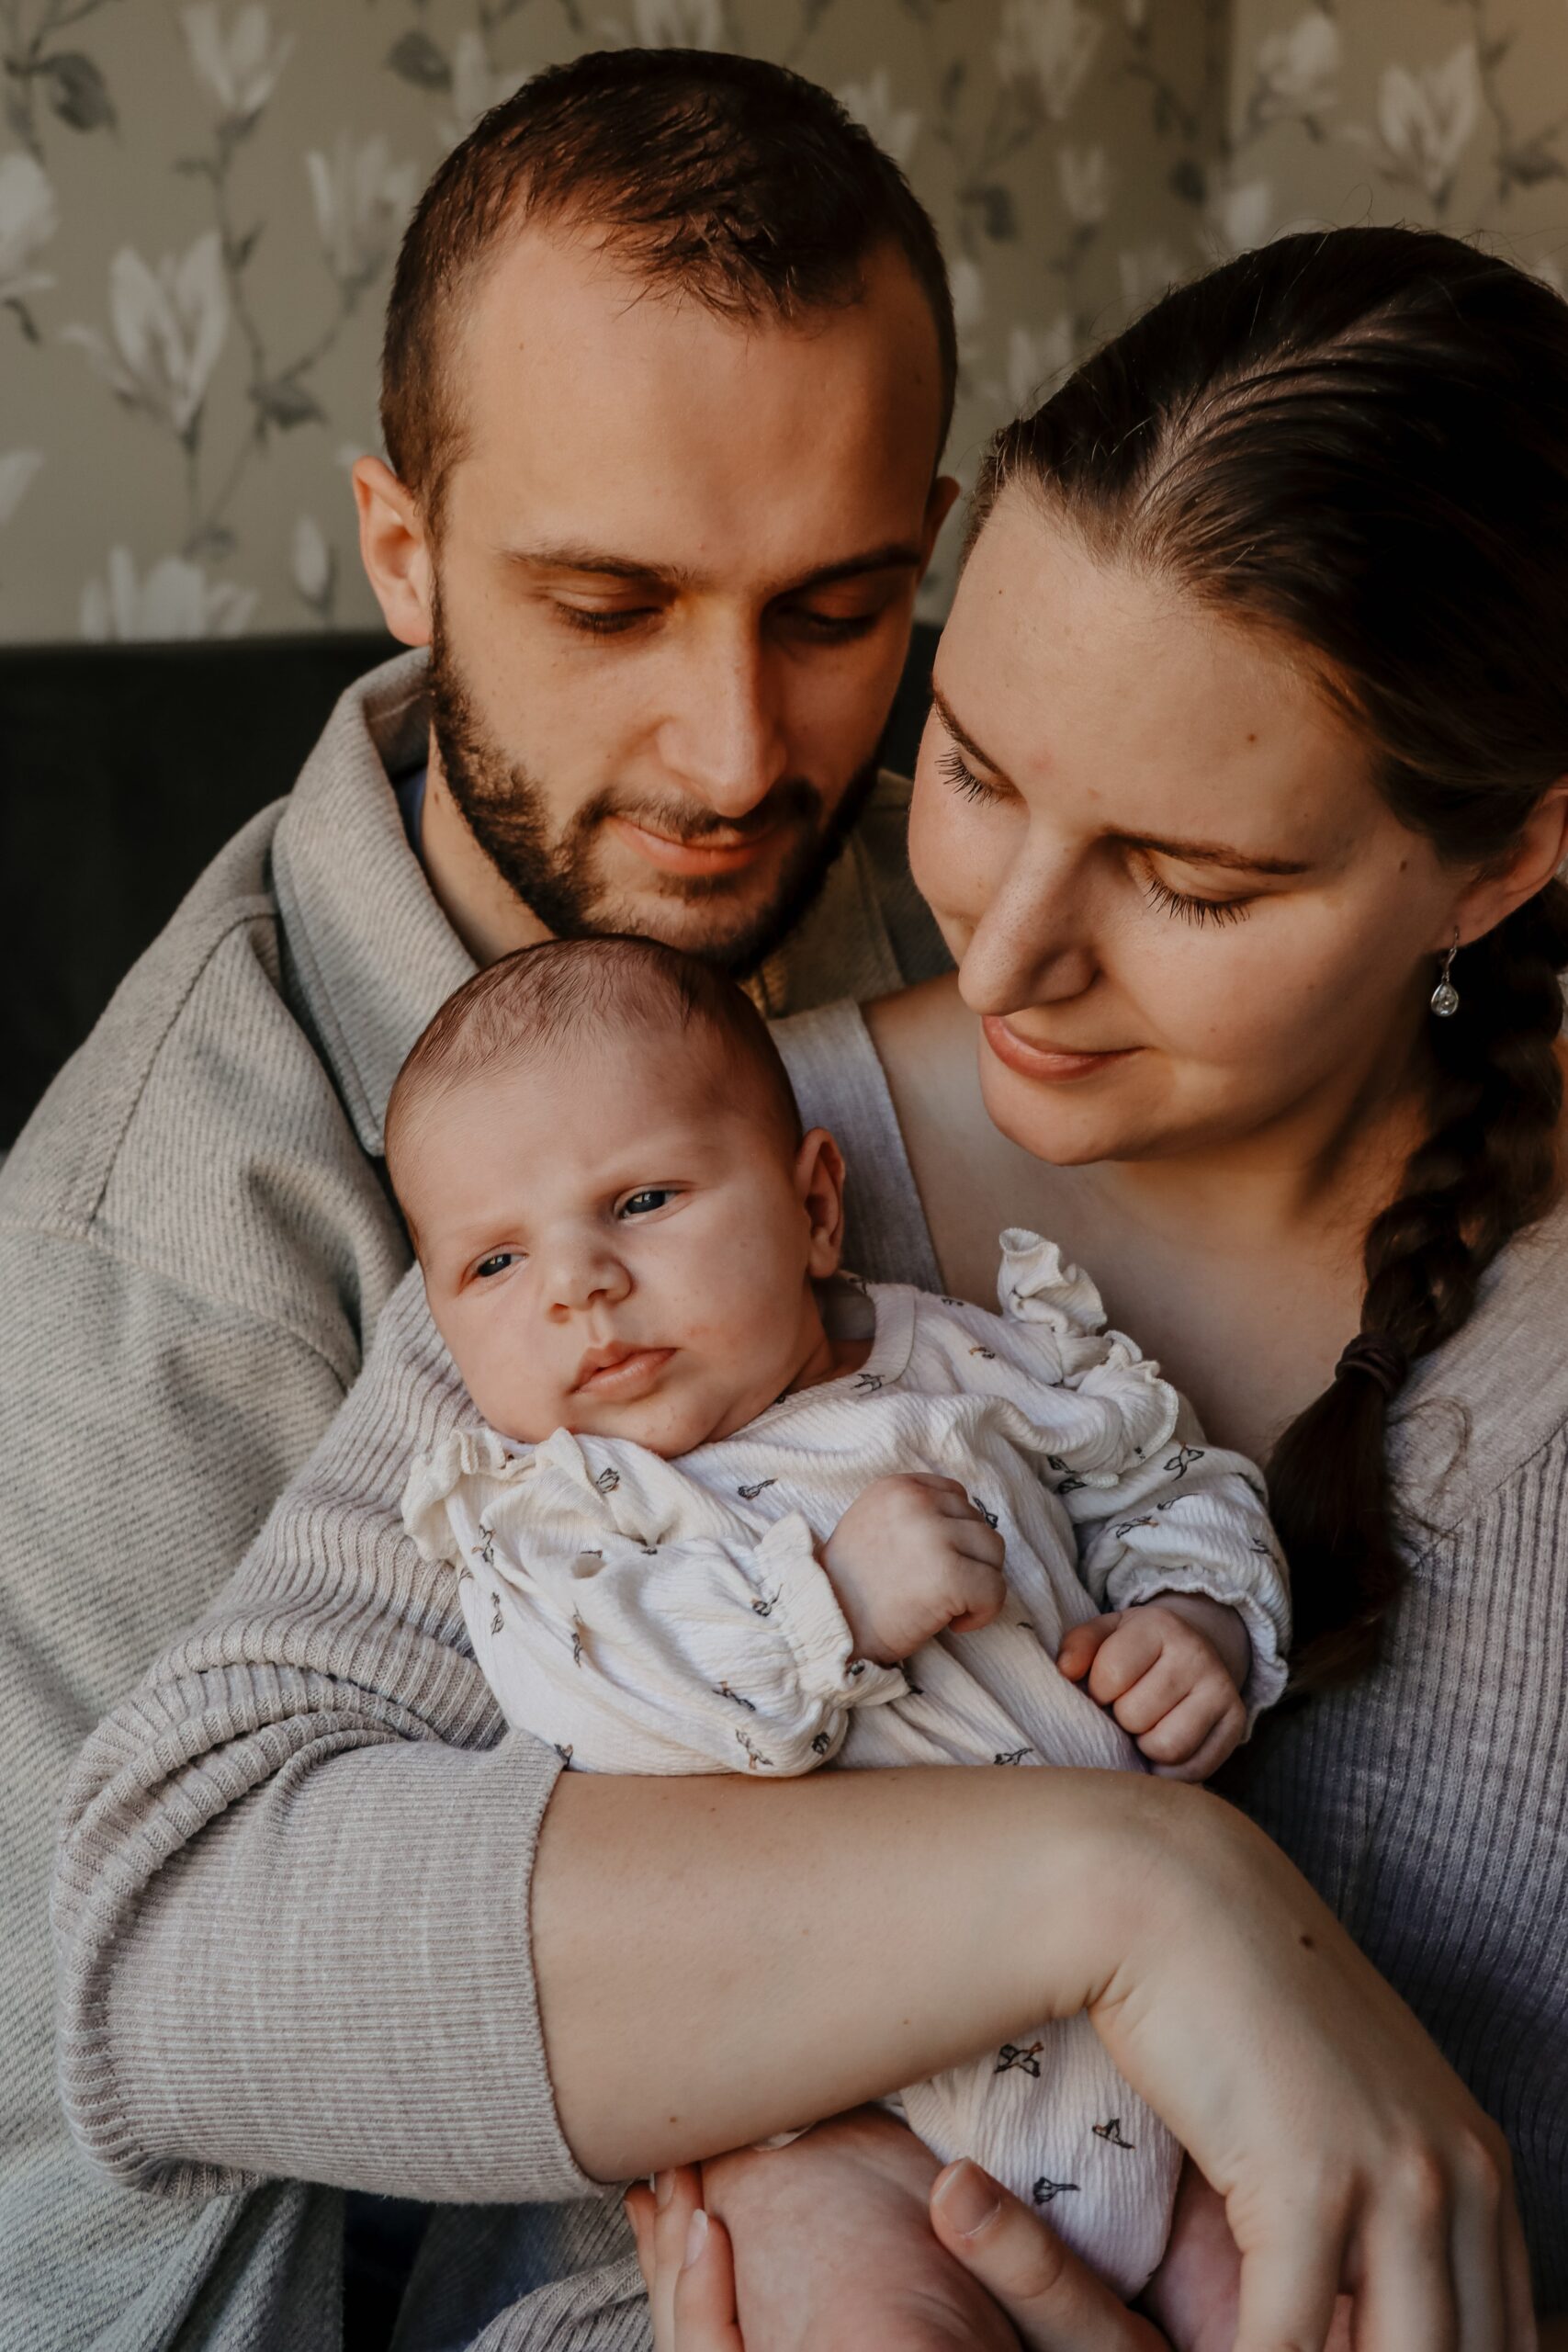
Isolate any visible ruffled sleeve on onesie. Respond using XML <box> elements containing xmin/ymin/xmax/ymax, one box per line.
<box><xmin>995</xmin><ymin>1229</ymin><xmax>1292</xmax><ymax>1724</ymax></box>
<box><xmin>402</xmin><ymin>1424</ymin><xmax>906</xmax><ymax>1777</ymax></box>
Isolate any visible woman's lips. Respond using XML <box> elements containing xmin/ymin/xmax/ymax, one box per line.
<box><xmin>572</xmin><ymin>1347</ymin><xmax>676</xmax><ymax>1400</ymax></box>
<box><xmin>609</xmin><ymin>815</ymin><xmax>779</xmax><ymax>877</ymax></box>
<box><xmin>981</xmin><ymin>1014</ymin><xmax>1137</xmax><ymax>1082</ymax></box>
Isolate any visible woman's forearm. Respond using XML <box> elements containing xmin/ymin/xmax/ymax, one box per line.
<box><xmin>534</xmin><ymin>1761</ymin><xmax>1180</xmax><ymax>2180</ymax></box>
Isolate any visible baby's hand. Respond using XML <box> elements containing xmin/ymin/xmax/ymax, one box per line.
<box><xmin>822</xmin><ymin>1474</ymin><xmax>1006</xmax><ymax>1666</ymax></box>
<box><xmin>1056</xmin><ymin>1592</ymin><xmax>1251</xmax><ymax>1781</ymax></box>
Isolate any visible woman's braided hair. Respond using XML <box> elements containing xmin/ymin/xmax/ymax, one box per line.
<box><xmin>970</xmin><ymin>226</ymin><xmax>1568</xmax><ymax>1684</ymax></box>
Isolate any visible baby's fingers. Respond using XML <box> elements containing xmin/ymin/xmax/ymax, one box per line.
<box><xmin>1136</xmin><ymin>1686</ymin><xmax>1245</xmax><ymax>1775</ymax></box>
<box><xmin>1057</xmin><ymin>1613</ymin><xmax>1122</xmax><ymax>1683</ymax></box>
<box><xmin>945</xmin><ymin>1550</ymin><xmax>1010</xmax><ymax>1633</ymax></box>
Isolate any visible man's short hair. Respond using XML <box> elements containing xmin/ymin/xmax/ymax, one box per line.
<box><xmin>385</xmin><ymin>936</ymin><xmax>805</xmax><ymax>1237</ymax></box>
<box><xmin>380</xmin><ymin>46</ymin><xmax>956</xmax><ymax>533</ymax></box>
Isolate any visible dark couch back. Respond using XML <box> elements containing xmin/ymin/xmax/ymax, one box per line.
<box><xmin>0</xmin><ymin>622</ymin><xmax>938</xmax><ymax>1146</ymax></box>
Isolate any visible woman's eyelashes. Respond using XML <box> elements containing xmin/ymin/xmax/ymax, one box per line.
<box><xmin>1142</xmin><ymin>875</ymin><xmax>1252</xmax><ymax>927</ymax></box>
<box><xmin>937</xmin><ymin>743</ymin><xmax>1003</xmax><ymax>805</ymax></box>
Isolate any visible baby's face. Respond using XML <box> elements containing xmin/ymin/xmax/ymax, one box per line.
<box><xmin>403</xmin><ymin>1032</ymin><xmax>839</xmax><ymax>1453</ymax></box>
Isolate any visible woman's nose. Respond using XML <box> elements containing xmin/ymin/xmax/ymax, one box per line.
<box><xmin>956</xmin><ymin>850</ymin><xmax>1100</xmax><ymax>1015</ymax></box>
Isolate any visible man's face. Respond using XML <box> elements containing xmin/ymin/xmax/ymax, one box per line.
<box><xmin>374</xmin><ymin>223</ymin><xmax>953</xmax><ymax>968</ymax></box>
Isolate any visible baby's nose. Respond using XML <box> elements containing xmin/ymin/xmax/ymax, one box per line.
<box><xmin>545</xmin><ymin>1232</ymin><xmax>631</xmax><ymax>1316</ymax></box>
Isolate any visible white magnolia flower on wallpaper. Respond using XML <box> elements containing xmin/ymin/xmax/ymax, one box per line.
<box><xmin>291</xmin><ymin>513</ymin><xmax>334</xmax><ymax>613</ymax></box>
<box><xmin>838</xmin><ymin>67</ymin><xmax>919</xmax><ymax>170</ymax></box>
<box><xmin>307</xmin><ymin>134</ymin><xmax>420</xmax><ymax>293</ymax></box>
<box><xmin>950</xmin><ymin>254</ymin><xmax>987</xmax><ymax>347</ymax></box>
<box><xmin>631</xmin><ymin>0</ymin><xmax>723</xmax><ymax>49</ymax></box>
<box><xmin>1058</xmin><ymin>143</ymin><xmax>1111</xmax><ymax>230</ymax></box>
<box><xmin>1118</xmin><ymin>241</ymin><xmax>1185</xmax><ymax>313</ymax></box>
<box><xmin>0</xmin><ymin>153</ymin><xmax>60</xmax><ymax>309</ymax></box>
<box><xmin>63</xmin><ymin>235</ymin><xmax>230</xmax><ymax>440</ymax></box>
<box><xmin>995</xmin><ymin>0</ymin><xmax>1103</xmax><ymax>125</ymax></box>
<box><xmin>0</xmin><ymin>450</ymin><xmax>43</xmax><ymax>528</ymax></box>
<box><xmin>440</xmin><ymin>32</ymin><xmax>529</xmax><ymax>148</ymax></box>
<box><xmin>182</xmin><ymin>3</ymin><xmax>294</xmax><ymax>129</ymax></box>
<box><xmin>1375</xmin><ymin>44</ymin><xmax>1481</xmax><ymax>208</ymax></box>
<box><xmin>1006</xmin><ymin>317</ymin><xmax>1075</xmax><ymax>410</ymax></box>
<box><xmin>80</xmin><ymin>545</ymin><xmax>257</xmax><ymax>640</ymax></box>
<box><xmin>1207</xmin><ymin>178</ymin><xmax>1272</xmax><ymax>258</ymax></box>
<box><xmin>1252</xmin><ymin>10</ymin><xmax>1339</xmax><ymax>125</ymax></box>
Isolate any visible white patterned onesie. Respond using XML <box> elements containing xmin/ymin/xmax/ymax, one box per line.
<box><xmin>403</xmin><ymin>1231</ymin><xmax>1291</xmax><ymax>2298</ymax></box>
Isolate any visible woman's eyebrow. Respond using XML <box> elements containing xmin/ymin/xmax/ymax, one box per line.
<box><xmin>931</xmin><ymin>683</ymin><xmax>1006</xmax><ymax>774</ymax></box>
<box><xmin>931</xmin><ymin>683</ymin><xmax>1310</xmax><ymax>876</ymax></box>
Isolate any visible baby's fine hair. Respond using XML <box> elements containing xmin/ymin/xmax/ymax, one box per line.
<box><xmin>385</xmin><ymin>935</ymin><xmax>805</xmax><ymax>1221</ymax></box>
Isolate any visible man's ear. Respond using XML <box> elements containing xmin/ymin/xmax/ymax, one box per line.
<box><xmin>919</xmin><ymin>473</ymin><xmax>963</xmax><ymax>572</ymax></box>
<box><xmin>353</xmin><ymin>456</ymin><xmax>434</xmax><ymax>648</ymax></box>
<box><xmin>1450</xmin><ymin>778</ymin><xmax>1568</xmax><ymax>947</ymax></box>
<box><xmin>795</xmin><ymin>1127</ymin><xmax>849</xmax><ymax>1278</ymax></box>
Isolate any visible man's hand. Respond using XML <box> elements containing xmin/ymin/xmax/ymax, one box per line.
<box><xmin>1057</xmin><ymin>1595</ymin><xmax>1249</xmax><ymax>1781</ymax></box>
<box><xmin>626</xmin><ymin>2110</ymin><xmax>1176</xmax><ymax>2351</ymax></box>
<box><xmin>822</xmin><ymin>1474</ymin><xmax>1006</xmax><ymax>1666</ymax></box>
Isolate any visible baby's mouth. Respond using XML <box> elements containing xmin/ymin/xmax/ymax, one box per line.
<box><xmin>571</xmin><ymin>1345</ymin><xmax>676</xmax><ymax>1400</ymax></box>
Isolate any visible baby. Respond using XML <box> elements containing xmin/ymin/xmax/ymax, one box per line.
<box><xmin>387</xmin><ymin>936</ymin><xmax>1290</xmax><ymax>2301</ymax></box>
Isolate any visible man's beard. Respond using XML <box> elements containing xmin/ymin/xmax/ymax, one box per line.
<box><xmin>425</xmin><ymin>601</ymin><xmax>878</xmax><ymax>976</ymax></box>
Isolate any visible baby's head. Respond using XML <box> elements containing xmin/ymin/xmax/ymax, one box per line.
<box><xmin>386</xmin><ymin>938</ymin><xmax>848</xmax><ymax>1453</ymax></box>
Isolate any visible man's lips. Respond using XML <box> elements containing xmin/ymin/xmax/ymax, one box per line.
<box><xmin>981</xmin><ymin>1014</ymin><xmax>1138</xmax><ymax>1082</ymax></box>
<box><xmin>608</xmin><ymin>813</ymin><xmax>782</xmax><ymax>877</ymax></box>
<box><xmin>571</xmin><ymin>1345</ymin><xmax>676</xmax><ymax>1400</ymax></box>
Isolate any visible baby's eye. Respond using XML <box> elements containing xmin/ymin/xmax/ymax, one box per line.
<box><xmin>473</xmin><ymin>1250</ymin><xmax>519</xmax><ymax>1279</ymax></box>
<box><xmin>619</xmin><ymin>1187</ymin><xmax>675</xmax><ymax>1218</ymax></box>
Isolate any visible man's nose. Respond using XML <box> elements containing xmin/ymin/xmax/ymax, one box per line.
<box><xmin>956</xmin><ymin>843</ymin><xmax>1100</xmax><ymax>1016</ymax></box>
<box><xmin>542</xmin><ymin>1229</ymin><xmax>631</xmax><ymax>1317</ymax></box>
<box><xmin>658</xmin><ymin>626</ymin><xmax>790</xmax><ymax>820</ymax></box>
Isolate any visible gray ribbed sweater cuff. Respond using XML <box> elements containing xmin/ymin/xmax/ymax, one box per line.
<box><xmin>73</xmin><ymin>1731</ymin><xmax>597</xmax><ymax>2205</ymax></box>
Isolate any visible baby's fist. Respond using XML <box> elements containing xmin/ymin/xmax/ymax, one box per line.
<box><xmin>1057</xmin><ymin>1594</ymin><xmax>1250</xmax><ymax>1781</ymax></box>
<box><xmin>822</xmin><ymin>1474</ymin><xmax>1006</xmax><ymax>1666</ymax></box>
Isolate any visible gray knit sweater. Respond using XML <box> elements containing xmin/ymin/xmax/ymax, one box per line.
<box><xmin>1</xmin><ymin>650</ymin><xmax>950</xmax><ymax>2352</ymax></box>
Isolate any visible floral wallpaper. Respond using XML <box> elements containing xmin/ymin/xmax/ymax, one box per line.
<box><xmin>2</xmin><ymin>0</ymin><xmax>1565</xmax><ymax>644</ymax></box>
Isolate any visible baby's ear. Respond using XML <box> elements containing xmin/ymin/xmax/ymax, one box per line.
<box><xmin>795</xmin><ymin>1127</ymin><xmax>848</xmax><ymax>1276</ymax></box>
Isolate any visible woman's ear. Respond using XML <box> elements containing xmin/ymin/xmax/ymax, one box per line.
<box><xmin>795</xmin><ymin>1128</ymin><xmax>849</xmax><ymax>1278</ymax></box>
<box><xmin>1451</xmin><ymin>777</ymin><xmax>1568</xmax><ymax>946</ymax></box>
<box><xmin>353</xmin><ymin>456</ymin><xmax>434</xmax><ymax>648</ymax></box>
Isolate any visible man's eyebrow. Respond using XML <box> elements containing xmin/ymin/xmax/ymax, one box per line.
<box><xmin>502</xmin><ymin>540</ymin><xmax>924</xmax><ymax>594</ymax></box>
<box><xmin>930</xmin><ymin>681</ymin><xmax>1312</xmax><ymax>877</ymax></box>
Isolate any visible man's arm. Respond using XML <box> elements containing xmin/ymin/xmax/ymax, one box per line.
<box><xmin>0</xmin><ymin>1207</ymin><xmax>359</xmax><ymax>2334</ymax></box>
<box><xmin>52</xmin><ymin>1260</ymin><xmax>596</xmax><ymax>2204</ymax></box>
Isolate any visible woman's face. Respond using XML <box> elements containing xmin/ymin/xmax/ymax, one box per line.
<box><xmin>909</xmin><ymin>490</ymin><xmax>1464</xmax><ymax>1169</ymax></box>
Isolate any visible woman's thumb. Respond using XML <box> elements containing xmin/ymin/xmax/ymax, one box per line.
<box><xmin>931</xmin><ymin>2161</ymin><xmax>1170</xmax><ymax>2350</ymax></box>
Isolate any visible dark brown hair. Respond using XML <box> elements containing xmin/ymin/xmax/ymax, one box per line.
<box><xmin>972</xmin><ymin>226</ymin><xmax>1568</xmax><ymax>1684</ymax></box>
<box><xmin>380</xmin><ymin>46</ymin><xmax>956</xmax><ymax>533</ymax></box>
<box><xmin>385</xmin><ymin>935</ymin><xmax>804</xmax><ymax>1242</ymax></box>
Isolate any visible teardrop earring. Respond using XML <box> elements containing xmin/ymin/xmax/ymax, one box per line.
<box><xmin>1430</xmin><ymin>929</ymin><xmax>1461</xmax><ymax>1018</ymax></box>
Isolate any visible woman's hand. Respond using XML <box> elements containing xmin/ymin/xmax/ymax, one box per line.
<box><xmin>626</xmin><ymin>2111</ymin><xmax>1173</xmax><ymax>2351</ymax></box>
<box><xmin>1089</xmin><ymin>1796</ymin><xmax>1536</xmax><ymax>2352</ymax></box>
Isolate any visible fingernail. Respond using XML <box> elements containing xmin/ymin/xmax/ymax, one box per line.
<box><xmin>682</xmin><ymin>2208</ymin><xmax>708</xmax><ymax>2269</ymax></box>
<box><xmin>654</xmin><ymin>2170</ymin><xmax>673</xmax><ymax>2210</ymax></box>
<box><xmin>933</xmin><ymin>2158</ymin><xmax>1002</xmax><ymax>2239</ymax></box>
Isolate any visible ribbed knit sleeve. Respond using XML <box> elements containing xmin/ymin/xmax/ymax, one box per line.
<box><xmin>51</xmin><ymin>1262</ymin><xmax>597</xmax><ymax>2207</ymax></box>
